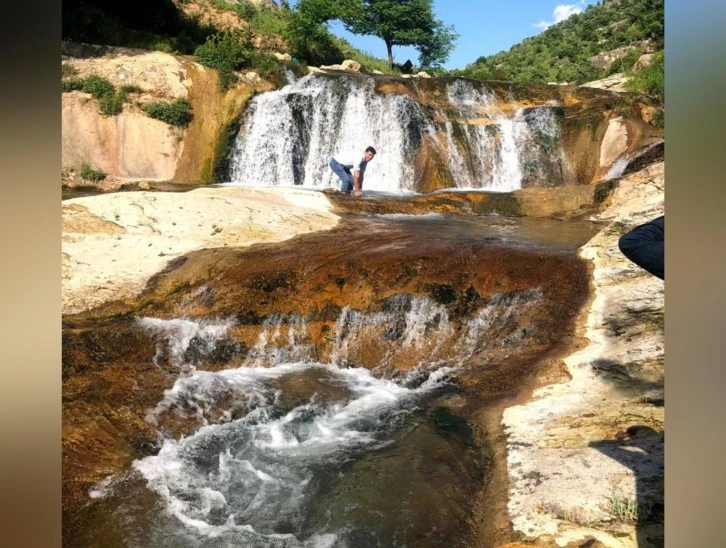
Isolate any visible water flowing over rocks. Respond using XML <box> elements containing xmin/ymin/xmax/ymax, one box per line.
<box><xmin>224</xmin><ymin>74</ymin><xmax>661</xmax><ymax>193</ymax></box>
<box><xmin>62</xmin><ymin>44</ymin><xmax>665</xmax><ymax>547</ymax></box>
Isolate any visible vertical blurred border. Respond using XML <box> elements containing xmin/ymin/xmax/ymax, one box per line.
<box><xmin>666</xmin><ymin>0</ymin><xmax>726</xmax><ymax>545</ymax></box>
<box><xmin>0</xmin><ymin>1</ymin><xmax>62</xmax><ymax>546</ymax></box>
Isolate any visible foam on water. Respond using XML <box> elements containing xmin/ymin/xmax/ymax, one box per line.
<box><xmin>132</xmin><ymin>362</ymin><xmax>455</xmax><ymax>546</ymax></box>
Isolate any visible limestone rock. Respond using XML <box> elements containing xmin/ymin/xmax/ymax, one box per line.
<box><xmin>503</xmin><ymin>161</ymin><xmax>665</xmax><ymax>546</ymax></box>
<box><xmin>415</xmin><ymin>71</ymin><xmax>431</xmax><ymax>78</ymax></box>
<box><xmin>589</xmin><ymin>40</ymin><xmax>655</xmax><ymax>70</ymax></box>
<box><xmin>61</xmin><ymin>47</ymin><xmax>191</xmax><ymax>99</ymax></box>
<box><xmin>599</xmin><ymin>117</ymin><xmax>629</xmax><ymax>171</ymax></box>
<box><xmin>137</xmin><ymin>181</ymin><xmax>151</xmax><ymax>190</ymax></box>
<box><xmin>273</xmin><ymin>52</ymin><xmax>292</xmax><ymax>62</ymax></box>
<box><xmin>307</xmin><ymin>66</ymin><xmax>324</xmax><ymax>74</ymax></box>
<box><xmin>634</xmin><ymin>53</ymin><xmax>654</xmax><ymax>72</ymax></box>
<box><xmin>580</xmin><ymin>73</ymin><xmax>629</xmax><ymax>92</ymax></box>
<box><xmin>372</xmin><ymin>70</ymin><xmax>384</xmax><ymax>74</ymax></box>
<box><xmin>62</xmin><ymin>93</ymin><xmax>183</xmax><ymax>180</ymax></box>
<box><xmin>62</xmin><ymin>187</ymin><xmax>339</xmax><ymax>314</ymax></box>
<box><xmin>341</xmin><ymin>60</ymin><xmax>361</xmax><ymax>72</ymax></box>
<box><xmin>245</xmin><ymin>71</ymin><xmax>261</xmax><ymax>83</ymax></box>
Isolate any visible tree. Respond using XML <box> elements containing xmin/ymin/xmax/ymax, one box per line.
<box><xmin>339</xmin><ymin>0</ymin><xmax>457</xmax><ymax>69</ymax></box>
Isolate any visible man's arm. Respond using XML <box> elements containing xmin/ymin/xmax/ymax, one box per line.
<box><xmin>353</xmin><ymin>171</ymin><xmax>363</xmax><ymax>195</ymax></box>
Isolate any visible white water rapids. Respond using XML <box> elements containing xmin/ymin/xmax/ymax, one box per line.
<box><xmin>89</xmin><ymin>291</ymin><xmax>542</xmax><ymax>547</ymax></box>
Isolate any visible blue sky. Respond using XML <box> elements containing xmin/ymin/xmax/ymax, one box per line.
<box><xmin>290</xmin><ymin>0</ymin><xmax>601</xmax><ymax>70</ymax></box>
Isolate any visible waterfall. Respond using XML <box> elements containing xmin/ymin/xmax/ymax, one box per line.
<box><xmin>445</xmin><ymin>80</ymin><xmax>569</xmax><ymax>190</ymax></box>
<box><xmin>224</xmin><ymin>74</ymin><xmax>569</xmax><ymax>193</ymax></box>
<box><xmin>227</xmin><ymin>75</ymin><xmax>434</xmax><ymax>192</ymax></box>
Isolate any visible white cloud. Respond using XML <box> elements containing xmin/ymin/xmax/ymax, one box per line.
<box><xmin>533</xmin><ymin>1</ymin><xmax>586</xmax><ymax>31</ymax></box>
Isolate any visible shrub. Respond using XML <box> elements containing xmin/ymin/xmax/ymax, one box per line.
<box><xmin>98</xmin><ymin>92</ymin><xmax>125</xmax><ymax>115</ymax></box>
<box><xmin>119</xmin><ymin>84</ymin><xmax>144</xmax><ymax>94</ymax></box>
<box><xmin>626</xmin><ymin>50</ymin><xmax>664</xmax><ymax>100</ymax></box>
<box><xmin>79</xmin><ymin>163</ymin><xmax>107</xmax><ymax>182</ymax></box>
<box><xmin>251</xmin><ymin>51</ymin><xmax>282</xmax><ymax>80</ymax></box>
<box><xmin>195</xmin><ymin>32</ymin><xmax>252</xmax><ymax>89</ymax></box>
<box><xmin>62</xmin><ymin>77</ymin><xmax>84</xmax><ymax>92</ymax></box>
<box><xmin>81</xmin><ymin>75</ymin><xmax>115</xmax><ymax>99</ymax></box>
<box><xmin>143</xmin><ymin>99</ymin><xmax>193</xmax><ymax>127</ymax></box>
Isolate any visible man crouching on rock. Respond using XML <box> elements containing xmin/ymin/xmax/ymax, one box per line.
<box><xmin>329</xmin><ymin>146</ymin><xmax>376</xmax><ymax>196</ymax></box>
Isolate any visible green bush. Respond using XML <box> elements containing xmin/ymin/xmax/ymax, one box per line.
<box><xmin>251</xmin><ymin>51</ymin><xmax>282</xmax><ymax>80</ymax></box>
<box><xmin>195</xmin><ymin>32</ymin><xmax>252</xmax><ymax>89</ymax></box>
<box><xmin>79</xmin><ymin>163</ymin><xmax>107</xmax><ymax>182</ymax></box>
<box><xmin>626</xmin><ymin>50</ymin><xmax>664</xmax><ymax>100</ymax></box>
<box><xmin>233</xmin><ymin>0</ymin><xmax>257</xmax><ymax>20</ymax></box>
<box><xmin>119</xmin><ymin>84</ymin><xmax>144</xmax><ymax>94</ymax></box>
<box><xmin>62</xmin><ymin>77</ymin><xmax>84</xmax><ymax>92</ymax></box>
<box><xmin>98</xmin><ymin>92</ymin><xmax>125</xmax><ymax>115</ymax></box>
<box><xmin>143</xmin><ymin>99</ymin><xmax>193</xmax><ymax>127</ymax></box>
<box><xmin>81</xmin><ymin>75</ymin><xmax>115</xmax><ymax>99</ymax></box>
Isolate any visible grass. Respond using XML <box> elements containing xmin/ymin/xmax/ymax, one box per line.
<box><xmin>607</xmin><ymin>495</ymin><xmax>647</xmax><ymax>524</ymax></box>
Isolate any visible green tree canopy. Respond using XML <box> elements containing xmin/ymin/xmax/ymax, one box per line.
<box><xmin>298</xmin><ymin>0</ymin><xmax>457</xmax><ymax>69</ymax></box>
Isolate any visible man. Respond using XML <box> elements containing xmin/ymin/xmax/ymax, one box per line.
<box><xmin>618</xmin><ymin>215</ymin><xmax>664</xmax><ymax>280</ymax></box>
<box><xmin>329</xmin><ymin>146</ymin><xmax>376</xmax><ymax>196</ymax></box>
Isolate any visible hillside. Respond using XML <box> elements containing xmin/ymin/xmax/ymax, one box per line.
<box><xmin>452</xmin><ymin>0</ymin><xmax>664</xmax><ymax>97</ymax></box>
<box><xmin>62</xmin><ymin>0</ymin><xmax>399</xmax><ymax>74</ymax></box>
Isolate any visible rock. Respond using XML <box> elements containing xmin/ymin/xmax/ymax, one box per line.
<box><xmin>580</xmin><ymin>73</ymin><xmax>629</xmax><ymax>92</ymax></box>
<box><xmin>502</xmin><ymin>161</ymin><xmax>664</xmax><ymax>546</ymax></box>
<box><xmin>589</xmin><ymin>40</ymin><xmax>655</xmax><ymax>70</ymax></box>
<box><xmin>401</xmin><ymin>74</ymin><xmax>413</xmax><ymax>79</ymax></box>
<box><xmin>634</xmin><ymin>53</ymin><xmax>654</xmax><ymax>72</ymax></box>
<box><xmin>307</xmin><ymin>66</ymin><xmax>324</xmax><ymax>74</ymax></box>
<box><xmin>273</xmin><ymin>52</ymin><xmax>292</xmax><ymax>62</ymax></box>
<box><xmin>62</xmin><ymin>93</ymin><xmax>184</xmax><ymax>180</ymax></box>
<box><xmin>62</xmin><ymin>187</ymin><xmax>339</xmax><ymax>314</ymax></box>
<box><xmin>415</xmin><ymin>71</ymin><xmax>431</xmax><ymax>78</ymax></box>
<box><xmin>61</xmin><ymin>46</ymin><xmax>191</xmax><ymax>99</ymax></box>
<box><xmin>372</xmin><ymin>70</ymin><xmax>384</xmax><ymax>74</ymax></box>
<box><xmin>320</xmin><ymin>64</ymin><xmax>343</xmax><ymax>71</ymax></box>
<box><xmin>137</xmin><ymin>181</ymin><xmax>151</xmax><ymax>190</ymax></box>
<box><xmin>599</xmin><ymin>117</ymin><xmax>629</xmax><ymax>172</ymax></box>
<box><xmin>245</xmin><ymin>71</ymin><xmax>261</xmax><ymax>83</ymax></box>
<box><xmin>341</xmin><ymin>59</ymin><xmax>361</xmax><ymax>72</ymax></box>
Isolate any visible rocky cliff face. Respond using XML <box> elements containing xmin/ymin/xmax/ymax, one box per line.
<box><xmin>61</xmin><ymin>43</ymin><xmax>267</xmax><ymax>188</ymax></box>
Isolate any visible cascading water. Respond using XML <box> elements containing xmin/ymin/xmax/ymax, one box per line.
<box><xmin>224</xmin><ymin>74</ymin><xmax>570</xmax><ymax>193</ymax></box>
<box><xmin>444</xmin><ymin>80</ymin><xmax>571</xmax><ymax>190</ymax></box>
<box><xmin>228</xmin><ymin>75</ymin><xmax>433</xmax><ymax>192</ymax></box>
<box><xmin>86</xmin><ymin>286</ymin><xmax>545</xmax><ymax>547</ymax></box>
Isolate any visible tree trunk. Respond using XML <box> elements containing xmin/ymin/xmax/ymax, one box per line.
<box><xmin>386</xmin><ymin>39</ymin><xmax>393</xmax><ymax>70</ymax></box>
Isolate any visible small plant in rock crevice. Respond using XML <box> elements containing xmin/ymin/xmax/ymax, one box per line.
<box><xmin>79</xmin><ymin>163</ymin><xmax>107</xmax><ymax>182</ymax></box>
<box><xmin>143</xmin><ymin>99</ymin><xmax>194</xmax><ymax>127</ymax></box>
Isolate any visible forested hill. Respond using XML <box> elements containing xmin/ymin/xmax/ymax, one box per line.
<box><xmin>452</xmin><ymin>0</ymin><xmax>663</xmax><ymax>89</ymax></box>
